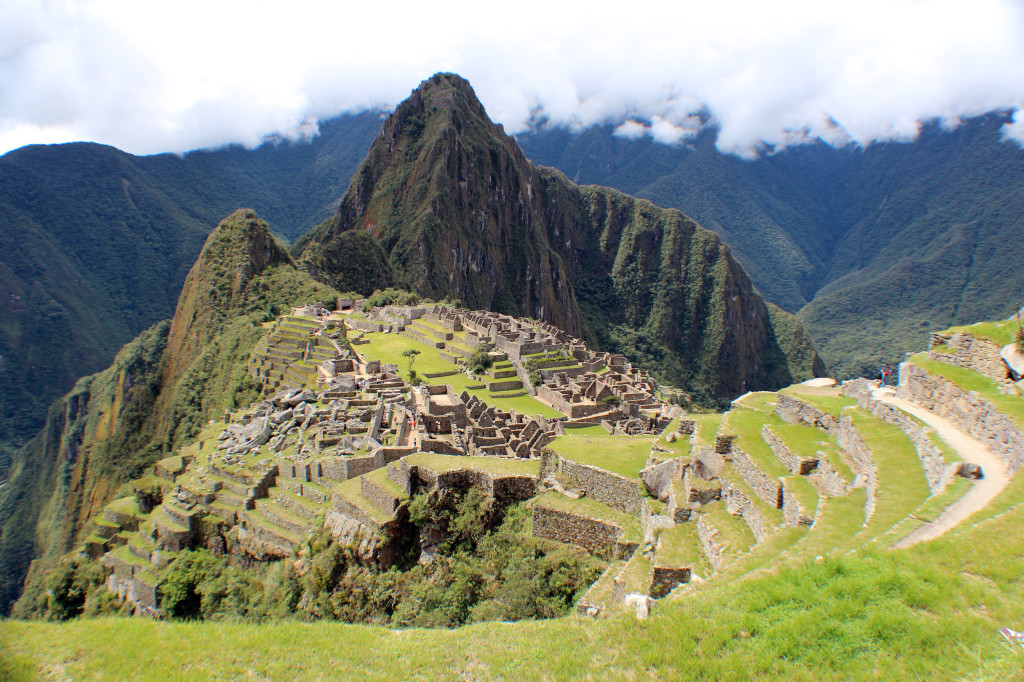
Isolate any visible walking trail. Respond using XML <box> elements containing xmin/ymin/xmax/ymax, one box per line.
<box><xmin>870</xmin><ymin>388</ymin><xmax>1011</xmax><ymax>549</ymax></box>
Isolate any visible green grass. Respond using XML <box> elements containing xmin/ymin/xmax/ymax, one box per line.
<box><xmin>656</xmin><ymin>521</ymin><xmax>703</xmax><ymax>567</ymax></box>
<box><xmin>702</xmin><ymin>504</ymin><xmax>757</xmax><ymax>557</ymax></box>
<box><xmin>779</xmin><ymin>387</ymin><xmax>857</xmax><ymax>419</ymax></box>
<box><xmin>547</xmin><ymin>433</ymin><xmax>652</xmax><ymax>479</ymax></box>
<box><xmin>353</xmin><ymin>332</ymin><xmax>564</xmax><ymax>418</ymax></box>
<box><xmin>403</xmin><ymin>453</ymin><xmax>540</xmax><ymax>478</ymax></box>
<box><xmin>689</xmin><ymin>413</ymin><xmax>723</xmax><ymax>446</ymax></box>
<box><xmin>910</xmin><ymin>356</ymin><xmax>1024</xmax><ymax>429</ymax></box>
<box><xmin>732</xmin><ymin>391</ymin><xmax>778</xmax><ymax>412</ymax></box>
<box><xmin>363</xmin><ymin>467</ymin><xmax>408</xmax><ymax>500</ymax></box>
<box><xmin>837</xmin><ymin>409</ymin><xmax>931</xmax><ymax>551</ymax></box>
<box><xmin>940</xmin><ymin>320</ymin><xmax>1019</xmax><ymax>347</ymax></box>
<box><xmin>723</xmin><ymin>408</ymin><xmax>820</xmax><ymax>515</ymax></box>
<box><xmin>533</xmin><ymin>492</ymin><xmax>642</xmax><ymax>542</ymax></box>
<box><xmin>768</xmin><ymin>420</ymin><xmax>856</xmax><ymax>482</ymax></box>
<box><xmin>9</xmin><ymin>501</ymin><xmax>1024</xmax><ymax>679</ymax></box>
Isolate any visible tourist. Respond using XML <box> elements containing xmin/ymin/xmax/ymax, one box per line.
<box><xmin>879</xmin><ymin>363</ymin><xmax>892</xmax><ymax>387</ymax></box>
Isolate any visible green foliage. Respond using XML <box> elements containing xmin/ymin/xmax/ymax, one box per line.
<box><xmin>361</xmin><ymin>288</ymin><xmax>420</xmax><ymax>311</ymax></box>
<box><xmin>467</xmin><ymin>345</ymin><xmax>494</xmax><ymax>375</ymax></box>
<box><xmin>40</xmin><ymin>556</ymin><xmax>107</xmax><ymax>621</ymax></box>
<box><xmin>160</xmin><ymin>549</ymin><xmax>228</xmax><ymax>620</ymax></box>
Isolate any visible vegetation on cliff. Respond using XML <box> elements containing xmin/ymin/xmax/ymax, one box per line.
<box><xmin>517</xmin><ymin>113</ymin><xmax>1024</xmax><ymax>379</ymax></box>
<box><xmin>0</xmin><ymin>210</ymin><xmax>341</xmax><ymax>616</ymax></box>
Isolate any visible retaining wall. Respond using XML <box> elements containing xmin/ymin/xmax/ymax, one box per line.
<box><xmin>898</xmin><ymin>362</ymin><xmax>1024</xmax><ymax>473</ymax></box>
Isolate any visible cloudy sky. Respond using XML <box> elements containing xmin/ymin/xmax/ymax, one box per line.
<box><xmin>3</xmin><ymin>0</ymin><xmax>1024</xmax><ymax>157</ymax></box>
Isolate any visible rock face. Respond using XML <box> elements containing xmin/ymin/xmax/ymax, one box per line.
<box><xmin>296</xmin><ymin>73</ymin><xmax>824</xmax><ymax>405</ymax></box>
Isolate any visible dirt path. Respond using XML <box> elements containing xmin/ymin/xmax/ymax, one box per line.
<box><xmin>870</xmin><ymin>388</ymin><xmax>1011</xmax><ymax>548</ymax></box>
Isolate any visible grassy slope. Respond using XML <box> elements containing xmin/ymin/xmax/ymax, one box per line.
<box><xmin>4</xmin><ymin>502</ymin><xmax>1024</xmax><ymax>680</ymax></box>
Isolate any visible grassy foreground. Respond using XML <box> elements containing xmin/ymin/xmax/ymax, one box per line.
<box><xmin>4</xmin><ymin>499</ymin><xmax>1024</xmax><ymax>681</ymax></box>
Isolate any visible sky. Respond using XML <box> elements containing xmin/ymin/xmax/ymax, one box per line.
<box><xmin>3</xmin><ymin>0</ymin><xmax>1024</xmax><ymax>158</ymax></box>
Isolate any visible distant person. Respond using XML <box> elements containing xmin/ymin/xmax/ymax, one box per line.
<box><xmin>879</xmin><ymin>363</ymin><xmax>892</xmax><ymax>387</ymax></box>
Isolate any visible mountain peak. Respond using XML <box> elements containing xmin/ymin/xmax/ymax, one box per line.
<box><xmin>296</xmin><ymin>74</ymin><xmax>823</xmax><ymax>402</ymax></box>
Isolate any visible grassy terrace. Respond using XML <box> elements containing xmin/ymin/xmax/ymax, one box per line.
<box><xmin>702</xmin><ymin>503</ymin><xmax>756</xmax><ymax>557</ymax></box>
<box><xmin>332</xmin><ymin>479</ymin><xmax>393</xmax><ymax>525</ymax></box>
<box><xmin>769</xmin><ymin>420</ymin><xmax>856</xmax><ymax>482</ymax></box>
<box><xmin>403</xmin><ymin>452</ymin><xmax>540</xmax><ymax>478</ymax></box>
<box><xmin>879</xmin><ymin>477</ymin><xmax>974</xmax><ymax>546</ymax></box>
<box><xmin>732</xmin><ymin>391</ymin><xmax>778</xmax><ymax>412</ymax></box>
<box><xmin>723</xmin><ymin>407</ymin><xmax>819</xmax><ymax>513</ymax></box>
<box><xmin>656</xmin><ymin>522</ymin><xmax>705</xmax><ymax>569</ymax></box>
<box><xmin>910</xmin><ymin>355</ymin><xmax>1024</xmax><ymax>429</ymax></box>
<box><xmin>533</xmin><ymin>491</ymin><xmax>642</xmax><ymax>542</ymax></box>
<box><xmin>547</xmin><ymin>433</ymin><xmax>652</xmax><ymax>478</ymax></box>
<box><xmin>838</xmin><ymin>409</ymin><xmax>931</xmax><ymax>551</ymax></box>
<box><xmin>779</xmin><ymin>386</ymin><xmax>857</xmax><ymax>419</ymax></box>
<box><xmin>689</xmin><ymin>413</ymin><xmax>724</xmax><ymax>446</ymax></box>
<box><xmin>784</xmin><ymin>489</ymin><xmax>867</xmax><ymax>562</ymax></box>
<box><xmin>353</xmin><ymin>332</ymin><xmax>563</xmax><ymax>418</ymax></box>
<box><xmin>363</xmin><ymin>467</ymin><xmax>408</xmax><ymax>500</ymax></box>
<box><xmin>615</xmin><ymin>553</ymin><xmax>653</xmax><ymax>596</ymax></box>
<box><xmin>11</xmin><ymin>499</ymin><xmax>1024</xmax><ymax>680</ymax></box>
<box><xmin>939</xmin><ymin>319</ymin><xmax>1019</xmax><ymax>347</ymax></box>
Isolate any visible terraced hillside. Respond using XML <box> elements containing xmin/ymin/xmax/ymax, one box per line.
<box><xmin>4</xmin><ymin>317</ymin><xmax>1023</xmax><ymax>679</ymax></box>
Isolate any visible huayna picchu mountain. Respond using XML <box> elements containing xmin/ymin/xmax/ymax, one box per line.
<box><xmin>296</xmin><ymin>73</ymin><xmax>824</xmax><ymax>403</ymax></box>
<box><xmin>0</xmin><ymin>210</ymin><xmax>340</xmax><ymax>615</ymax></box>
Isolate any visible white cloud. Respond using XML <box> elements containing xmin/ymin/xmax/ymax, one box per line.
<box><xmin>3</xmin><ymin>0</ymin><xmax>1024</xmax><ymax>156</ymax></box>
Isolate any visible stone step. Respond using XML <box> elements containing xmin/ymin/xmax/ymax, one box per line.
<box><xmin>255</xmin><ymin>499</ymin><xmax>310</xmax><ymax>537</ymax></box>
<box><xmin>268</xmin><ymin>487</ymin><xmax>321</xmax><ymax>521</ymax></box>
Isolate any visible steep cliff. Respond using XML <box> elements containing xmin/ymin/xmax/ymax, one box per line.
<box><xmin>298</xmin><ymin>73</ymin><xmax>823</xmax><ymax>402</ymax></box>
<box><xmin>0</xmin><ymin>210</ymin><xmax>340</xmax><ymax>615</ymax></box>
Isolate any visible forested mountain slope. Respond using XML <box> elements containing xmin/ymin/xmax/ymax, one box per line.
<box><xmin>518</xmin><ymin>114</ymin><xmax>1024</xmax><ymax>377</ymax></box>
<box><xmin>0</xmin><ymin>114</ymin><xmax>381</xmax><ymax>450</ymax></box>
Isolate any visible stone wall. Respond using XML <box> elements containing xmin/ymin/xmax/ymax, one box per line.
<box><xmin>928</xmin><ymin>332</ymin><xmax>1009</xmax><ymax>382</ymax></box>
<box><xmin>696</xmin><ymin>514</ymin><xmax>726</xmax><ymax>570</ymax></box>
<box><xmin>361</xmin><ymin>476</ymin><xmax>401</xmax><ymax>515</ymax></box>
<box><xmin>729</xmin><ymin>447</ymin><xmax>782</xmax><ymax>508</ymax></box>
<box><xmin>532</xmin><ymin>505</ymin><xmax>635</xmax><ymax>559</ymax></box>
<box><xmin>898</xmin><ymin>362</ymin><xmax>1024</xmax><ymax>473</ymax></box>
<box><xmin>557</xmin><ymin>457</ymin><xmax>642</xmax><ymax>514</ymax></box>
<box><xmin>775</xmin><ymin>394</ymin><xmax>877</xmax><ymax>521</ymax></box>
<box><xmin>761</xmin><ymin>425</ymin><xmax>818</xmax><ymax>475</ymax></box>
<box><xmin>782</xmin><ymin>489</ymin><xmax>813</xmax><ymax>526</ymax></box>
<box><xmin>720</xmin><ymin>480</ymin><xmax>772</xmax><ymax>542</ymax></box>
<box><xmin>650</xmin><ymin>566</ymin><xmax>691</xmax><ymax>599</ymax></box>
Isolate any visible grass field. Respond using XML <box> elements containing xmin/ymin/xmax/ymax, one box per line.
<box><xmin>6</xmin><ymin>502</ymin><xmax>1024</xmax><ymax>679</ymax></box>
<box><xmin>353</xmin><ymin>332</ymin><xmax>564</xmax><ymax>418</ymax></box>
<box><xmin>547</xmin><ymin>433</ymin><xmax>653</xmax><ymax>478</ymax></box>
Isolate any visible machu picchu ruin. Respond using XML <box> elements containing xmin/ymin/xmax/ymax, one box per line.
<box><xmin>8</xmin><ymin>62</ymin><xmax>1024</xmax><ymax>680</ymax></box>
<box><xmin>70</xmin><ymin>297</ymin><xmax>1024</xmax><ymax>634</ymax></box>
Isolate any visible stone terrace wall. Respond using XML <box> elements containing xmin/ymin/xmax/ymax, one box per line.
<box><xmin>929</xmin><ymin>332</ymin><xmax>1009</xmax><ymax>382</ymax></box>
<box><xmin>558</xmin><ymin>457</ymin><xmax>642</xmax><ymax>514</ymax></box>
<box><xmin>776</xmin><ymin>394</ymin><xmax>877</xmax><ymax>521</ymax></box>
<box><xmin>532</xmin><ymin>506</ymin><xmax>635</xmax><ymax>559</ymax></box>
<box><xmin>720</xmin><ymin>480</ymin><xmax>772</xmax><ymax>542</ymax></box>
<box><xmin>650</xmin><ymin>566</ymin><xmax>691</xmax><ymax>599</ymax></box>
<box><xmin>729</xmin><ymin>447</ymin><xmax>782</xmax><ymax>508</ymax></box>
<box><xmin>761</xmin><ymin>425</ymin><xmax>818</xmax><ymax>475</ymax></box>
<box><xmin>696</xmin><ymin>514</ymin><xmax>726</xmax><ymax>570</ymax></box>
<box><xmin>898</xmin><ymin>362</ymin><xmax>1024</xmax><ymax>473</ymax></box>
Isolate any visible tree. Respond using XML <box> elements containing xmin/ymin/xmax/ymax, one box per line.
<box><xmin>401</xmin><ymin>349</ymin><xmax>421</xmax><ymax>384</ymax></box>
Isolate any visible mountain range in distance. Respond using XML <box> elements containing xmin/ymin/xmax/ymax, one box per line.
<box><xmin>2</xmin><ymin>75</ymin><xmax>1023</xmax><ymax>454</ymax></box>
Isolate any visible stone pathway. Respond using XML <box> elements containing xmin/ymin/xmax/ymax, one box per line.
<box><xmin>870</xmin><ymin>388</ymin><xmax>1011</xmax><ymax>548</ymax></box>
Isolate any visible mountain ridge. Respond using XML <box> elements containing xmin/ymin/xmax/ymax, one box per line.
<box><xmin>297</xmin><ymin>73</ymin><xmax>823</xmax><ymax>401</ymax></box>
